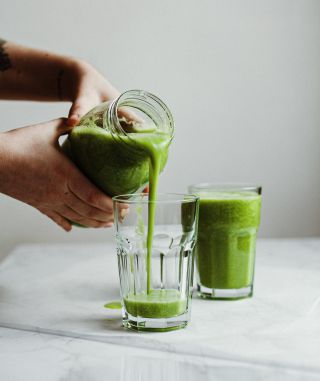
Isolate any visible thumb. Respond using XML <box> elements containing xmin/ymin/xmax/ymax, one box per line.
<box><xmin>68</xmin><ymin>96</ymin><xmax>95</xmax><ymax>127</ymax></box>
<box><xmin>46</xmin><ymin>118</ymin><xmax>73</xmax><ymax>141</ymax></box>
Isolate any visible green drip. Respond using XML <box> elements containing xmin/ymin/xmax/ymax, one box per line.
<box><xmin>65</xmin><ymin>119</ymin><xmax>172</xmax><ymax>302</ymax></box>
<box><xmin>104</xmin><ymin>301</ymin><xmax>122</xmax><ymax>309</ymax></box>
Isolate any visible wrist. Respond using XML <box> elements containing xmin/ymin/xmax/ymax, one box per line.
<box><xmin>59</xmin><ymin>58</ymin><xmax>93</xmax><ymax>102</ymax></box>
<box><xmin>68</xmin><ymin>57</ymin><xmax>93</xmax><ymax>79</ymax></box>
<box><xmin>0</xmin><ymin>131</ymin><xmax>8</xmax><ymax>151</ymax></box>
<box><xmin>0</xmin><ymin>131</ymin><xmax>10</xmax><ymax>179</ymax></box>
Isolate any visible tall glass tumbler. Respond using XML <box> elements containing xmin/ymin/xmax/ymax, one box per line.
<box><xmin>113</xmin><ymin>193</ymin><xmax>199</xmax><ymax>332</ymax></box>
<box><xmin>188</xmin><ymin>184</ymin><xmax>262</xmax><ymax>300</ymax></box>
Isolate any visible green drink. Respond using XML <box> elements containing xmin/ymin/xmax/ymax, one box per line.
<box><xmin>64</xmin><ymin>90</ymin><xmax>172</xmax><ymax>198</ymax></box>
<box><xmin>189</xmin><ymin>184</ymin><xmax>262</xmax><ymax>300</ymax></box>
<box><xmin>64</xmin><ymin>90</ymin><xmax>198</xmax><ymax>330</ymax></box>
<box><xmin>114</xmin><ymin>194</ymin><xmax>199</xmax><ymax>332</ymax></box>
<box><xmin>63</xmin><ymin>90</ymin><xmax>174</xmax><ymax>296</ymax></box>
<box><xmin>124</xmin><ymin>289</ymin><xmax>187</xmax><ymax>319</ymax></box>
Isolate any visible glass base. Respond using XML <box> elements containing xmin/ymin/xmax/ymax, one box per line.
<box><xmin>123</xmin><ymin>312</ymin><xmax>189</xmax><ymax>332</ymax></box>
<box><xmin>197</xmin><ymin>284</ymin><xmax>253</xmax><ymax>300</ymax></box>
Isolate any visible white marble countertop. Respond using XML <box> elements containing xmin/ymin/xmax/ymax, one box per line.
<box><xmin>0</xmin><ymin>239</ymin><xmax>320</xmax><ymax>380</ymax></box>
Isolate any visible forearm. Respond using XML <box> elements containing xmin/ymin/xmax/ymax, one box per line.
<box><xmin>0</xmin><ymin>39</ymin><xmax>82</xmax><ymax>102</ymax></box>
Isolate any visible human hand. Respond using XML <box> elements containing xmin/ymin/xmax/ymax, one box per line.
<box><xmin>67</xmin><ymin>61</ymin><xmax>120</xmax><ymax>127</ymax></box>
<box><xmin>0</xmin><ymin>118</ymin><xmax>126</xmax><ymax>231</ymax></box>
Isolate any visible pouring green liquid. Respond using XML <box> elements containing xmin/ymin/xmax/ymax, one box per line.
<box><xmin>65</xmin><ymin>91</ymin><xmax>179</xmax><ymax>318</ymax></box>
<box><xmin>68</xmin><ymin>124</ymin><xmax>172</xmax><ymax>297</ymax></box>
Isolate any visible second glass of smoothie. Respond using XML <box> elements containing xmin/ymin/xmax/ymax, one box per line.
<box><xmin>188</xmin><ymin>184</ymin><xmax>262</xmax><ymax>300</ymax></box>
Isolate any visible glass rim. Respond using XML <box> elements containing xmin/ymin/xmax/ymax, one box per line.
<box><xmin>188</xmin><ymin>182</ymin><xmax>262</xmax><ymax>193</ymax></box>
<box><xmin>112</xmin><ymin>192</ymin><xmax>199</xmax><ymax>204</ymax></box>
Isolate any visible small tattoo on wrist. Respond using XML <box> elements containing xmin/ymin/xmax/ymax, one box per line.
<box><xmin>57</xmin><ymin>69</ymin><xmax>64</xmax><ymax>100</ymax></box>
<box><xmin>0</xmin><ymin>38</ymin><xmax>12</xmax><ymax>72</ymax></box>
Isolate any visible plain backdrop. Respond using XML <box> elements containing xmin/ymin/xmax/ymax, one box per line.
<box><xmin>1</xmin><ymin>0</ymin><xmax>320</xmax><ymax>258</ymax></box>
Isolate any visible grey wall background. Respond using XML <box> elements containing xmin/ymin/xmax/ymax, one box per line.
<box><xmin>1</xmin><ymin>0</ymin><xmax>320</xmax><ymax>258</ymax></box>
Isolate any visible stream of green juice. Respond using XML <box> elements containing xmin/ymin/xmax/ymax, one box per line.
<box><xmin>67</xmin><ymin>123</ymin><xmax>176</xmax><ymax>316</ymax></box>
<box><xmin>67</xmin><ymin>126</ymin><xmax>171</xmax><ymax>295</ymax></box>
<box><xmin>137</xmin><ymin>134</ymin><xmax>170</xmax><ymax>294</ymax></box>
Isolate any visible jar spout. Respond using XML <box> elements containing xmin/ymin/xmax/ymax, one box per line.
<box><xmin>105</xmin><ymin>89</ymin><xmax>174</xmax><ymax>139</ymax></box>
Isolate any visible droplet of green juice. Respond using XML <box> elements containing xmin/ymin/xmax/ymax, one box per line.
<box><xmin>104</xmin><ymin>301</ymin><xmax>122</xmax><ymax>309</ymax></box>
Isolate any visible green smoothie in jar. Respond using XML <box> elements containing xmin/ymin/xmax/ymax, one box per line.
<box><xmin>63</xmin><ymin>90</ymin><xmax>175</xmax><ymax>309</ymax></box>
<box><xmin>63</xmin><ymin>90</ymin><xmax>173</xmax><ymax>198</ymax></box>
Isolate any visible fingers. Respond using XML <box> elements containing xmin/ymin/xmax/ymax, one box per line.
<box><xmin>118</xmin><ymin>107</ymin><xmax>144</xmax><ymax>124</ymax></box>
<box><xmin>66</xmin><ymin>157</ymin><xmax>128</xmax><ymax>224</ymax></box>
<box><xmin>53</xmin><ymin>118</ymin><xmax>73</xmax><ymax>136</ymax></box>
<box><xmin>68</xmin><ymin>173</ymin><xmax>114</xmax><ymax>212</ymax></box>
<box><xmin>65</xmin><ymin>189</ymin><xmax>114</xmax><ymax>223</ymax></box>
<box><xmin>36</xmin><ymin>118</ymin><xmax>73</xmax><ymax>142</ymax></box>
<box><xmin>119</xmin><ymin>206</ymin><xmax>130</xmax><ymax>223</ymax></box>
<box><xmin>68</xmin><ymin>96</ymin><xmax>98</xmax><ymax>127</ymax></box>
<box><xmin>39</xmin><ymin>208</ymin><xmax>72</xmax><ymax>232</ymax></box>
<box><xmin>39</xmin><ymin>205</ymin><xmax>113</xmax><ymax>230</ymax></box>
<box><xmin>57</xmin><ymin>205</ymin><xmax>112</xmax><ymax>228</ymax></box>
<box><xmin>31</xmin><ymin>118</ymin><xmax>72</xmax><ymax>139</ymax></box>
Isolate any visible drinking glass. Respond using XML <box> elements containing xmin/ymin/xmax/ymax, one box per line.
<box><xmin>188</xmin><ymin>184</ymin><xmax>262</xmax><ymax>300</ymax></box>
<box><xmin>113</xmin><ymin>193</ymin><xmax>199</xmax><ymax>332</ymax></box>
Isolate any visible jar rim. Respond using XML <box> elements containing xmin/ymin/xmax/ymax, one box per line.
<box><xmin>106</xmin><ymin>89</ymin><xmax>174</xmax><ymax>140</ymax></box>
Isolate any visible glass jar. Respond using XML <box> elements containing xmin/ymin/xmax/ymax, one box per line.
<box><xmin>63</xmin><ymin>90</ymin><xmax>174</xmax><ymax>196</ymax></box>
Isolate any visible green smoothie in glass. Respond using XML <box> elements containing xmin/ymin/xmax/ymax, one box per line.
<box><xmin>113</xmin><ymin>193</ymin><xmax>198</xmax><ymax>332</ymax></box>
<box><xmin>124</xmin><ymin>289</ymin><xmax>187</xmax><ymax>319</ymax></box>
<box><xmin>189</xmin><ymin>184</ymin><xmax>262</xmax><ymax>300</ymax></box>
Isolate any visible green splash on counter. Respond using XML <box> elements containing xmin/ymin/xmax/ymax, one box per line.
<box><xmin>104</xmin><ymin>301</ymin><xmax>122</xmax><ymax>309</ymax></box>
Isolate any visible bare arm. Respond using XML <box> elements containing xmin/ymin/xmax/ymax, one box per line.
<box><xmin>0</xmin><ymin>39</ymin><xmax>127</xmax><ymax>230</ymax></box>
<box><xmin>0</xmin><ymin>38</ymin><xmax>78</xmax><ymax>101</ymax></box>
<box><xmin>0</xmin><ymin>38</ymin><xmax>119</xmax><ymax>125</ymax></box>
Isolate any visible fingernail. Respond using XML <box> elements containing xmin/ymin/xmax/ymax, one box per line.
<box><xmin>120</xmin><ymin>203</ymin><xmax>130</xmax><ymax>210</ymax></box>
<box><xmin>120</xmin><ymin>208</ymin><xmax>129</xmax><ymax>219</ymax></box>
